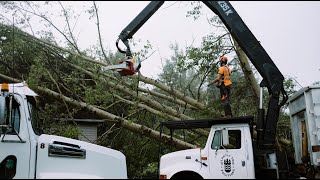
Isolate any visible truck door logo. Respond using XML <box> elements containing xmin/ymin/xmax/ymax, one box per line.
<box><xmin>220</xmin><ymin>154</ymin><xmax>235</xmax><ymax>176</ymax></box>
<box><xmin>224</xmin><ymin>159</ymin><xmax>231</xmax><ymax>173</ymax></box>
<box><xmin>223</xmin><ymin>158</ymin><xmax>231</xmax><ymax>173</ymax></box>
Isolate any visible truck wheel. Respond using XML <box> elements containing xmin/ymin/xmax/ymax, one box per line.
<box><xmin>170</xmin><ymin>171</ymin><xmax>203</xmax><ymax>179</ymax></box>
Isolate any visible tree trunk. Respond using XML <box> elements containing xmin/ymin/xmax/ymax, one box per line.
<box><xmin>0</xmin><ymin>73</ymin><xmax>198</xmax><ymax>150</ymax></box>
<box><xmin>104</xmin><ymin>74</ymin><xmax>197</xmax><ymax>110</ymax></box>
<box><xmin>69</xmin><ymin>63</ymin><xmax>195</xmax><ymax>120</ymax></box>
<box><xmin>135</xmin><ymin>75</ymin><xmax>206</xmax><ymax>110</ymax></box>
<box><xmin>233</xmin><ymin>37</ymin><xmax>260</xmax><ymax>103</ymax></box>
<box><xmin>12</xmin><ymin>27</ymin><xmax>207</xmax><ymax>111</ymax></box>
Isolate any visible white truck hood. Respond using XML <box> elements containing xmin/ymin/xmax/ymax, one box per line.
<box><xmin>160</xmin><ymin>148</ymin><xmax>202</xmax><ymax>178</ymax></box>
<box><xmin>160</xmin><ymin>148</ymin><xmax>201</xmax><ymax>162</ymax></box>
<box><xmin>36</xmin><ymin>134</ymin><xmax>127</xmax><ymax>179</ymax></box>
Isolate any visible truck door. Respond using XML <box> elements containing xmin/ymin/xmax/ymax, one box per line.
<box><xmin>208</xmin><ymin>127</ymin><xmax>249</xmax><ymax>179</ymax></box>
<box><xmin>0</xmin><ymin>95</ymin><xmax>31</xmax><ymax>179</ymax></box>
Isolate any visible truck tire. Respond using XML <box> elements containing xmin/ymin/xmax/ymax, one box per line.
<box><xmin>170</xmin><ymin>171</ymin><xmax>203</xmax><ymax>179</ymax></box>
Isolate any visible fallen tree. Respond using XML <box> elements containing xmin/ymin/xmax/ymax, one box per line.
<box><xmin>0</xmin><ymin>73</ymin><xmax>198</xmax><ymax>150</ymax></box>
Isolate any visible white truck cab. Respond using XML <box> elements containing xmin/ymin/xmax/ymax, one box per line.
<box><xmin>159</xmin><ymin>117</ymin><xmax>255</xmax><ymax>179</ymax></box>
<box><xmin>0</xmin><ymin>83</ymin><xmax>127</xmax><ymax>179</ymax></box>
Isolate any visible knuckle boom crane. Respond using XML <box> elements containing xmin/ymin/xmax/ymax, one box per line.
<box><xmin>116</xmin><ymin>1</ymin><xmax>289</xmax><ymax>178</ymax></box>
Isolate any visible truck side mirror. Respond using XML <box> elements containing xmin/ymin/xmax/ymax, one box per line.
<box><xmin>222</xmin><ymin>129</ymin><xmax>229</xmax><ymax>146</ymax></box>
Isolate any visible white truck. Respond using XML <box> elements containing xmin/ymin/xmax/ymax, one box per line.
<box><xmin>288</xmin><ymin>82</ymin><xmax>320</xmax><ymax>177</ymax></box>
<box><xmin>0</xmin><ymin>82</ymin><xmax>127</xmax><ymax>179</ymax></box>
<box><xmin>116</xmin><ymin>1</ymin><xmax>320</xmax><ymax>179</ymax></box>
<box><xmin>159</xmin><ymin>116</ymin><xmax>257</xmax><ymax>179</ymax></box>
<box><xmin>116</xmin><ymin>1</ymin><xmax>292</xmax><ymax>178</ymax></box>
<box><xmin>158</xmin><ymin>83</ymin><xmax>320</xmax><ymax>179</ymax></box>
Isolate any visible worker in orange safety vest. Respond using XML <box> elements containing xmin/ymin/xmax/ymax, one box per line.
<box><xmin>212</xmin><ymin>55</ymin><xmax>233</xmax><ymax>117</ymax></box>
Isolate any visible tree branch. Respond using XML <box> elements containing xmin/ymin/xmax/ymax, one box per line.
<box><xmin>0</xmin><ymin>73</ymin><xmax>198</xmax><ymax>150</ymax></box>
<box><xmin>93</xmin><ymin>1</ymin><xmax>112</xmax><ymax>65</ymax></box>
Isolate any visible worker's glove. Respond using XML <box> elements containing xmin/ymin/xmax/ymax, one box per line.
<box><xmin>215</xmin><ymin>82</ymin><xmax>222</xmax><ymax>88</ymax></box>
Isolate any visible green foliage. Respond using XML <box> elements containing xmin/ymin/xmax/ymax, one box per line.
<box><xmin>27</xmin><ymin>58</ymin><xmax>49</xmax><ymax>87</ymax></box>
<box><xmin>36</xmin><ymin>103</ymin><xmax>81</xmax><ymax>139</ymax></box>
<box><xmin>0</xmin><ymin>2</ymin><xmax>302</xmax><ymax>178</ymax></box>
<box><xmin>141</xmin><ymin>162</ymin><xmax>158</xmax><ymax>179</ymax></box>
<box><xmin>186</xmin><ymin>1</ymin><xmax>203</xmax><ymax>20</ymax></box>
<box><xmin>97</xmin><ymin>127</ymin><xmax>162</xmax><ymax>179</ymax></box>
<box><xmin>283</xmin><ymin>76</ymin><xmax>298</xmax><ymax>99</ymax></box>
<box><xmin>51</xmin><ymin>121</ymin><xmax>81</xmax><ymax>139</ymax></box>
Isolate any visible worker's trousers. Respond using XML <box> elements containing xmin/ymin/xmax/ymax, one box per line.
<box><xmin>219</xmin><ymin>84</ymin><xmax>233</xmax><ymax>117</ymax></box>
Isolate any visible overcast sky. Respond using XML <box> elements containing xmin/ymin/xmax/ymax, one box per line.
<box><xmin>24</xmin><ymin>1</ymin><xmax>320</xmax><ymax>88</ymax></box>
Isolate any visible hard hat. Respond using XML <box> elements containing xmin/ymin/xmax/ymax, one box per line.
<box><xmin>219</xmin><ymin>56</ymin><xmax>228</xmax><ymax>63</ymax></box>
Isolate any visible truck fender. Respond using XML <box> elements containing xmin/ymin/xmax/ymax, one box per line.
<box><xmin>161</xmin><ymin>162</ymin><xmax>203</xmax><ymax>179</ymax></box>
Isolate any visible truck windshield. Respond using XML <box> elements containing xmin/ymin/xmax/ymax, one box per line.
<box><xmin>27</xmin><ymin>96</ymin><xmax>42</xmax><ymax>135</ymax></box>
<box><xmin>211</xmin><ymin>130</ymin><xmax>222</xmax><ymax>150</ymax></box>
<box><xmin>0</xmin><ymin>96</ymin><xmax>21</xmax><ymax>134</ymax></box>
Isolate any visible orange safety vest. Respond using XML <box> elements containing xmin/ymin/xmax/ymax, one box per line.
<box><xmin>218</xmin><ymin>65</ymin><xmax>232</xmax><ymax>86</ymax></box>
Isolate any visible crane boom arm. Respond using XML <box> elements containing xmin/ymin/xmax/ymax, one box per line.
<box><xmin>116</xmin><ymin>1</ymin><xmax>288</xmax><ymax>149</ymax></box>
